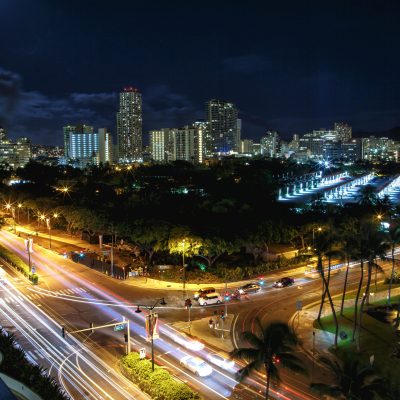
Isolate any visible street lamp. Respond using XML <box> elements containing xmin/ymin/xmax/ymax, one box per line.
<box><xmin>182</xmin><ymin>239</ymin><xmax>186</xmax><ymax>290</ymax></box>
<box><xmin>17</xmin><ymin>203</ymin><xmax>22</xmax><ymax>223</ymax></box>
<box><xmin>47</xmin><ymin>213</ymin><xmax>59</xmax><ymax>249</ymax></box>
<box><xmin>312</xmin><ymin>226</ymin><xmax>322</xmax><ymax>248</ymax></box>
<box><xmin>5</xmin><ymin>203</ymin><xmax>16</xmax><ymax>233</ymax></box>
<box><xmin>135</xmin><ymin>298</ymin><xmax>167</xmax><ymax>371</ymax></box>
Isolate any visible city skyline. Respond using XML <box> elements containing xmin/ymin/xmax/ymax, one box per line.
<box><xmin>1</xmin><ymin>1</ymin><xmax>400</xmax><ymax>145</ymax></box>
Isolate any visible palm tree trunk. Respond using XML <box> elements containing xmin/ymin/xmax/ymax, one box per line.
<box><xmin>340</xmin><ymin>255</ymin><xmax>350</xmax><ymax>316</ymax></box>
<box><xmin>317</xmin><ymin>256</ymin><xmax>326</xmax><ymax>321</ymax></box>
<box><xmin>352</xmin><ymin>259</ymin><xmax>364</xmax><ymax>342</ymax></box>
<box><xmin>358</xmin><ymin>259</ymin><xmax>373</xmax><ymax>352</ymax></box>
<box><xmin>388</xmin><ymin>246</ymin><xmax>395</xmax><ymax>306</ymax></box>
<box><xmin>324</xmin><ymin>258</ymin><xmax>339</xmax><ymax>348</ymax></box>
<box><xmin>265</xmin><ymin>362</ymin><xmax>271</xmax><ymax>400</ymax></box>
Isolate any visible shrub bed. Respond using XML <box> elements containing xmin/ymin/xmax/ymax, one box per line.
<box><xmin>0</xmin><ymin>243</ymin><xmax>30</xmax><ymax>275</ymax></box>
<box><xmin>0</xmin><ymin>328</ymin><xmax>68</xmax><ymax>399</ymax></box>
<box><xmin>121</xmin><ymin>352</ymin><xmax>200</xmax><ymax>400</ymax></box>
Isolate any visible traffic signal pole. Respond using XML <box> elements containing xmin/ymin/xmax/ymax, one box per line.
<box><xmin>63</xmin><ymin>318</ymin><xmax>131</xmax><ymax>354</ymax></box>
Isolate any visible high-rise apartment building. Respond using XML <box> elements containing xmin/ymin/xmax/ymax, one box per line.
<box><xmin>117</xmin><ymin>87</ymin><xmax>142</xmax><ymax>163</ymax></box>
<box><xmin>98</xmin><ymin>128</ymin><xmax>113</xmax><ymax>164</ymax></box>
<box><xmin>206</xmin><ymin>100</ymin><xmax>239</xmax><ymax>155</ymax></box>
<box><xmin>0</xmin><ymin>128</ymin><xmax>31</xmax><ymax>168</ymax></box>
<box><xmin>240</xmin><ymin>139</ymin><xmax>254</xmax><ymax>154</ymax></box>
<box><xmin>149</xmin><ymin>124</ymin><xmax>204</xmax><ymax>164</ymax></box>
<box><xmin>334</xmin><ymin>122</ymin><xmax>352</xmax><ymax>142</ymax></box>
<box><xmin>260</xmin><ymin>131</ymin><xmax>280</xmax><ymax>157</ymax></box>
<box><xmin>149</xmin><ymin>128</ymin><xmax>175</xmax><ymax>162</ymax></box>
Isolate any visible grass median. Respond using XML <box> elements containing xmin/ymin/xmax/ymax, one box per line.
<box><xmin>314</xmin><ymin>299</ymin><xmax>400</xmax><ymax>379</ymax></box>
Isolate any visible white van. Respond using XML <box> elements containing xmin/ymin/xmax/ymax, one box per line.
<box><xmin>198</xmin><ymin>293</ymin><xmax>222</xmax><ymax>306</ymax></box>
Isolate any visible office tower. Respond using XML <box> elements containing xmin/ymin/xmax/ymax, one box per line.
<box><xmin>63</xmin><ymin>124</ymin><xmax>93</xmax><ymax>159</ymax></box>
<box><xmin>298</xmin><ymin>132</ymin><xmax>325</xmax><ymax>157</ymax></box>
<box><xmin>206</xmin><ymin>99</ymin><xmax>239</xmax><ymax>155</ymax></box>
<box><xmin>65</xmin><ymin>124</ymin><xmax>98</xmax><ymax>168</ymax></box>
<box><xmin>260</xmin><ymin>131</ymin><xmax>280</xmax><ymax>157</ymax></box>
<box><xmin>313</xmin><ymin>129</ymin><xmax>340</xmax><ymax>142</ymax></box>
<box><xmin>240</xmin><ymin>139</ymin><xmax>254</xmax><ymax>154</ymax></box>
<box><xmin>98</xmin><ymin>128</ymin><xmax>113</xmax><ymax>164</ymax></box>
<box><xmin>117</xmin><ymin>87</ymin><xmax>142</xmax><ymax>163</ymax></box>
<box><xmin>252</xmin><ymin>143</ymin><xmax>261</xmax><ymax>155</ymax></box>
<box><xmin>334</xmin><ymin>122</ymin><xmax>352</xmax><ymax>142</ymax></box>
<box><xmin>341</xmin><ymin>139</ymin><xmax>362</xmax><ymax>162</ymax></box>
<box><xmin>362</xmin><ymin>136</ymin><xmax>398</xmax><ymax>161</ymax></box>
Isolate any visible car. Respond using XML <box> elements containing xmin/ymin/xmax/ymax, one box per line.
<box><xmin>238</xmin><ymin>283</ymin><xmax>261</xmax><ymax>294</ymax></box>
<box><xmin>194</xmin><ymin>287</ymin><xmax>216</xmax><ymax>300</ymax></box>
<box><xmin>170</xmin><ymin>332</ymin><xmax>204</xmax><ymax>351</ymax></box>
<box><xmin>180</xmin><ymin>355</ymin><xmax>213</xmax><ymax>377</ymax></box>
<box><xmin>206</xmin><ymin>353</ymin><xmax>235</xmax><ymax>370</ymax></box>
<box><xmin>198</xmin><ymin>293</ymin><xmax>222</xmax><ymax>306</ymax></box>
<box><xmin>273</xmin><ymin>277</ymin><xmax>295</xmax><ymax>288</ymax></box>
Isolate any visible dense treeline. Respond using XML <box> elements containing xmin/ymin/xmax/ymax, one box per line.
<box><xmin>1</xmin><ymin>158</ymin><xmax>396</xmax><ymax>275</ymax></box>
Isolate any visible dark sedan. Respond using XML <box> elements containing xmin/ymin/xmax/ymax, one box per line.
<box><xmin>273</xmin><ymin>277</ymin><xmax>295</xmax><ymax>288</ymax></box>
<box><xmin>238</xmin><ymin>283</ymin><xmax>261</xmax><ymax>294</ymax></box>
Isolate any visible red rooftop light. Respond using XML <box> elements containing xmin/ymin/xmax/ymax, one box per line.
<box><xmin>123</xmin><ymin>86</ymin><xmax>139</xmax><ymax>92</ymax></box>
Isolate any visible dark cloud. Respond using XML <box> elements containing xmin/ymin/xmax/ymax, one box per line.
<box><xmin>0</xmin><ymin>66</ymin><xmax>115</xmax><ymax>143</ymax></box>
<box><xmin>223</xmin><ymin>55</ymin><xmax>271</xmax><ymax>74</ymax></box>
<box><xmin>143</xmin><ymin>84</ymin><xmax>203</xmax><ymax>131</ymax></box>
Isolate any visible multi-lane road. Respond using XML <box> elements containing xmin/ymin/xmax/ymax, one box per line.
<box><xmin>0</xmin><ymin>228</ymin><xmax>393</xmax><ymax>399</ymax></box>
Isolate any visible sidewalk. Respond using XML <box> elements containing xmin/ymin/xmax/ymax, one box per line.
<box><xmin>291</xmin><ymin>286</ymin><xmax>400</xmax><ymax>360</ymax></box>
<box><xmin>171</xmin><ymin>314</ymin><xmax>234</xmax><ymax>353</ymax></box>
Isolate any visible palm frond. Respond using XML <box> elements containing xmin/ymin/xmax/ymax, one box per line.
<box><xmin>235</xmin><ymin>360</ymin><xmax>261</xmax><ymax>381</ymax></box>
<box><xmin>230</xmin><ymin>347</ymin><xmax>260</xmax><ymax>363</ymax></box>
<box><xmin>310</xmin><ymin>383</ymin><xmax>343</xmax><ymax>397</ymax></box>
<box><xmin>278</xmin><ymin>352</ymin><xmax>308</xmax><ymax>376</ymax></box>
<box><xmin>241</xmin><ymin>330</ymin><xmax>264</xmax><ymax>349</ymax></box>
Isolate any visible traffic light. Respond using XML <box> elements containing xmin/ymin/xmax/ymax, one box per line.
<box><xmin>124</xmin><ymin>333</ymin><xmax>128</xmax><ymax>343</ymax></box>
<box><xmin>259</xmin><ymin>277</ymin><xmax>265</xmax><ymax>286</ymax></box>
<box><xmin>184</xmin><ymin>298</ymin><xmax>192</xmax><ymax>309</ymax></box>
<box><xmin>90</xmin><ymin>322</ymin><xmax>94</xmax><ymax>333</ymax></box>
<box><xmin>220</xmin><ymin>310</ymin><xmax>225</xmax><ymax>319</ymax></box>
<box><xmin>224</xmin><ymin>292</ymin><xmax>230</xmax><ymax>301</ymax></box>
<box><xmin>61</xmin><ymin>327</ymin><xmax>65</xmax><ymax>338</ymax></box>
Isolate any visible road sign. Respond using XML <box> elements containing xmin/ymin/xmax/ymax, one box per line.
<box><xmin>296</xmin><ymin>300</ymin><xmax>303</xmax><ymax>311</ymax></box>
<box><xmin>31</xmin><ymin>266</ymin><xmax>36</xmax><ymax>274</ymax></box>
<box><xmin>139</xmin><ymin>348</ymin><xmax>146</xmax><ymax>359</ymax></box>
<box><xmin>114</xmin><ymin>324</ymin><xmax>125</xmax><ymax>332</ymax></box>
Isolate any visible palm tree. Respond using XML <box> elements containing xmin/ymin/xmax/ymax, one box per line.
<box><xmin>311</xmin><ymin>354</ymin><xmax>385</xmax><ymax>399</ymax></box>
<box><xmin>339</xmin><ymin>219</ymin><xmax>359</xmax><ymax>316</ymax></box>
<box><xmin>230</xmin><ymin>321</ymin><xmax>306</xmax><ymax>399</ymax></box>
<box><xmin>357</xmin><ymin>224</ymin><xmax>388</xmax><ymax>351</ymax></box>
<box><xmin>356</xmin><ymin>184</ymin><xmax>378</xmax><ymax>207</ymax></box>
<box><xmin>387</xmin><ymin>225</ymin><xmax>400</xmax><ymax>306</ymax></box>
<box><xmin>315</xmin><ymin>231</ymin><xmax>340</xmax><ymax>348</ymax></box>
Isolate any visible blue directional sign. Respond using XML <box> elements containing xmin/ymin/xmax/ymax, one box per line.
<box><xmin>114</xmin><ymin>324</ymin><xmax>125</xmax><ymax>332</ymax></box>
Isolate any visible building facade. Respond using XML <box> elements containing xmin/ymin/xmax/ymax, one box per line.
<box><xmin>205</xmin><ymin>100</ymin><xmax>239</xmax><ymax>155</ymax></box>
<box><xmin>260</xmin><ymin>131</ymin><xmax>279</xmax><ymax>157</ymax></box>
<box><xmin>0</xmin><ymin>128</ymin><xmax>31</xmax><ymax>168</ymax></box>
<box><xmin>117</xmin><ymin>87</ymin><xmax>142</xmax><ymax>163</ymax></box>
<box><xmin>98</xmin><ymin>128</ymin><xmax>113</xmax><ymax>164</ymax></box>
<box><xmin>334</xmin><ymin>122</ymin><xmax>352</xmax><ymax>142</ymax></box>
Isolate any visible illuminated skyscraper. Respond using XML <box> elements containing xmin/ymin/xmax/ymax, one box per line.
<box><xmin>206</xmin><ymin>100</ymin><xmax>239</xmax><ymax>155</ymax></box>
<box><xmin>117</xmin><ymin>87</ymin><xmax>142</xmax><ymax>163</ymax></box>
<box><xmin>334</xmin><ymin>122</ymin><xmax>352</xmax><ymax>142</ymax></box>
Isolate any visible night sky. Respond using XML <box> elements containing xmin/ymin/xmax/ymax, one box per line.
<box><xmin>1</xmin><ymin>0</ymin><xmax>400</xmax><ymax>145</ymax></box>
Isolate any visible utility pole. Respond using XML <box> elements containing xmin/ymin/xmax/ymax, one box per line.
<box><xmin>182</xmin><ymin>239</ymin><xmax>186</xmax><ymax>290</ymax></box>
<box><xmin>111</xmin><ymin>224</ymin><xmax>114</xmax><ymax>277</ymax></box>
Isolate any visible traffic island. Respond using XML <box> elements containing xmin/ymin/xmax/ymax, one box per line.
<box><xmin>171</xmin><ymin>315</ymin><xmax>234</xmax><ymax>353</ymax></box>
<box><xmin>120</xmin><ymin>352</ymin><xmax>200</xmax><ymax>400</ymax></box>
